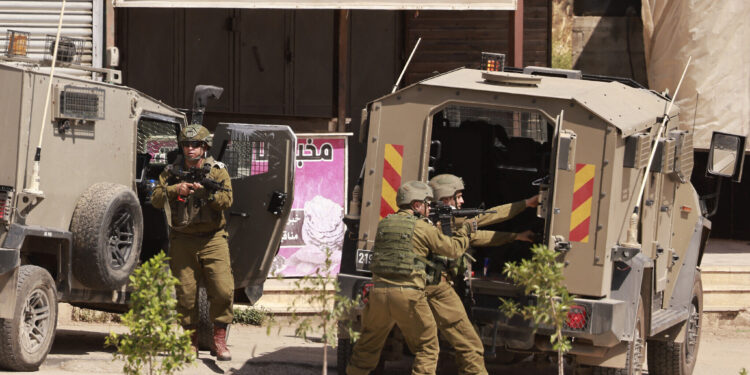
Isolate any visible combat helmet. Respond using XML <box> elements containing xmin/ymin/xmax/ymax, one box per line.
<box><xmin>396</xmin><ymin>181</ymin><xmax>433</xmax><ymax>207</ymax></box>
<box><xmin>178</xmin><ymin>124</ymin><xmax>212</xmax><ymax>148</ymax></box>
<box><xmin>429</xmin><ymin>174</ymin><xmax>464</xmax><ymax>200</ymax></box>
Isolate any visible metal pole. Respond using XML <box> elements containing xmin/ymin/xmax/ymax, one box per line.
<box><xmin>392</xmin><ymin>37</ymin><xmax>422</xmax><ymax>94</ymax></box>
<box><xmin>26</xmin><ymin>0</ymin><xmax>67</xmax><ymax>196</ymax></box>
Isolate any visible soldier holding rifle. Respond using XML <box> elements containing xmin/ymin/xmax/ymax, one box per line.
<box><xmin>151</xmin><ymin>124</ymin><xmax>234</xmax><ymax>361</ymax></box>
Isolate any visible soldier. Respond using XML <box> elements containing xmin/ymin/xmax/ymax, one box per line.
<box><xmin>346</xmin><ymin>181</ymin><xmax>474</xmax><ymax>375</ymax></box>
<box><xmin>429</xmin><ymin>173</ymin><xmax>538</xmax><ymax>244</ymax></box>
<box><xmin>422</xmin><ymin>173</ymin><xmax>538</xmax><ymax>375</ymax></box>
<box><xmin>151</xmin><ymin>124</ymin><xmax>234</xmax><ymax>361</ymax></box>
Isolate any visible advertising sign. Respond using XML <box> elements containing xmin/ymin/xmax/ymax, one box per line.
<box><xmin>271</xmin><ymin>133</ymin><xmax>350</xmax><ymax>277</ymax></box>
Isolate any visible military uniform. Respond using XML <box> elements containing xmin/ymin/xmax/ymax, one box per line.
<box><xmin>424</xmin><ymin>175</ymin><xmax>531</xmax><ymax>374</ymax></box>
<box><xmin>151</xmin><ymin>154</ymin><xmax>234</xmax><ymax>326</ymax></box>
<box><xmin>346</xmin><ymin>210</ymin><xmax>472</xmax><ymax>375</ymax></box>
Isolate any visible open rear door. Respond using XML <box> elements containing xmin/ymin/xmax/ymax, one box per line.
<box><xmin>544</xmin><ymin>111</ymin><xmax>574</xmax><ymax>252</ymax></box>
<box><xmin>211</xmin><ymin>123</ymin><xmax>296</xmax><ymax>303</ymax></box>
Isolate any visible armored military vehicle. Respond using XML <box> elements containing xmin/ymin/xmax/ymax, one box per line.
<box><xmin>337</xmin><ymin>63</ymin><xmax>745</xmax><ymax>374</ymax></box>
<box><xmin>0</xmin><ymin>53</ymin><xmax>295</xmax><ymax>370</ymax></box>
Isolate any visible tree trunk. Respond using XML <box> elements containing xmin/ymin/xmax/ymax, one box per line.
<box><xmin>557</xmin><ymin>327</ymin><xmax>564</xmax><ymax>375</ymax></box>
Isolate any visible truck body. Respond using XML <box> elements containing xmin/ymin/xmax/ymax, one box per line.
<box><xmin>338</xmin><ymin>66</ymin><xmax>744</xmax><ymax>374</ymax></box>
<box><xmin>0</xmin><ymin>56</ymin><xmax>296</xmax><ymax>370</ymax></box>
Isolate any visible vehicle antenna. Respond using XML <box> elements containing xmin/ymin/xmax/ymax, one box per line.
<box><xmin>392</xmin><ymin>37</ymin><xmax>422</xmax><ymax>93</ymax></box>
<box><xmin>622</xmin><ymin>56</ymin><xmax>692</xmax><ymax>248</ymax></box>
<box><xmin>25</xmin><ymin>0</ymin><xmax>68</xmax><ymax>198</ymax></box>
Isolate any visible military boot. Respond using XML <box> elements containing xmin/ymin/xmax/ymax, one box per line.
<box><xmin>210</xmin><ymin>323</ymin><xmax>231</xmax><ymax>361</ymax></box>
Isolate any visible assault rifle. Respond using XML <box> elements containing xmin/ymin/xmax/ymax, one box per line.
<box><xmin>428</xmin><ymin>201</ymin><xmax>496</xmax><ymax>235</ymax></box>
<box><xmin>176</xmin><ymin>165</ymin><xmax>229</xmax><ymax>197</ymax></box>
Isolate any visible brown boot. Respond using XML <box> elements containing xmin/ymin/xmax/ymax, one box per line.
<box><xmin>211</xmin><ymin>323</ymin><xmax>231</xmax><ymax>361</ymax></box>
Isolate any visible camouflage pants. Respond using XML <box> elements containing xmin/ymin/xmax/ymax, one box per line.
<box><xmin>347</xmin><ymin>287</ymin><xmax>439</xmax><ymax>375</ymax></box>
<box><xmin>425</xmin><ymin>280</ymin><xmax>487</xmax><ymax>375</ymax></box>
<box><xmin>169</xmin><ymin>229</ymin><xmax>234</xmax><ymax>326</ymax></box>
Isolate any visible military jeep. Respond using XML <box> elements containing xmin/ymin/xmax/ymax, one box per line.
<box><xmin>0</xmin><ymin>55</ymin><xmax>295</xmax><ymax>370</ymax></box>
<box><xmin>337</xmin><ymin>64</ymin><xmax>745</xmax><ymax>374</ymax></box>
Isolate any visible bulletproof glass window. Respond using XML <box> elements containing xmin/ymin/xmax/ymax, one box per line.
<box><xmin>136</xmin><ymin>117</ymin><xmax>180</xmax><ymax>181</ymax></box>
<box><xmin>439</xmin><ymin>105</ymin><xmax>548</xmax><ymax>143</ymax></box>
<box><xmin>223</xmin><ymin>138</ymin><xmax>269</xmax><ymax>179</ymax></box>
<box><xmin>137</xmin><ymin>118</ymin><xmax>180</xmax><ymax>165</ymax></box>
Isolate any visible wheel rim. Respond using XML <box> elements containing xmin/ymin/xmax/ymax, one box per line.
<box><xmin>108</xmin><ymin>208</ymin><xmax>134</xmax><ymax>269</ymax></box>
<box><xmin>685</xmin><ymin>298</ymin><xmax>700</xmax><ymax>365</ymax></box>
<box><xmin>22</xmin><ymin>288</ymin><xmax>51</xmax><ymax>353</ymax></box>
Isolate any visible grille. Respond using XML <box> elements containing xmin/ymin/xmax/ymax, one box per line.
<box><xmin>442</xmin><ymin>105</ymin><xmax>547</xmax><ymax>143</ymax></box>
<box><xmin>563</xmin><ymin>304</ymin><xmax>590</xmax><ymax>331</ymax></box>
<box><xmin>624</xmin><ymin>132</ymin><xmax>651</xmax><ymax>169</ymax></box>
<box><xmin>223</xmin><ymin>132</ymin><xmax>270</xmax><ymax>178</ymax></box>
<box><xmin>137</xmin><ymin>119</ymin><xmax>178</xmax><ymax>164</ymax></box>
<box><xmin>0</xmin><ymin>186</ymin><xmax>14</xmax><ymax>223</ymax></box>
<box><xmin>480</xmin><ymin>52</ymin><xmax>505</xmax><ymax>71</ymax></box>
<box><xmin>5</xmin><ymin>30</ymin><xmax>29</xmax><ymax>57</ymax></box>
<box><xmin>59</xmin><ymin>86</ymin><xmax>105</xmax><ymax>120</ymax></box>
<box><xmin>44</xmin><ymin>35</ymin><xmax>84</xmax><ymax>64</ymax></box>
<box><xmin>672</xmin><ymin>130</ymin><xmax>694</xmax><ymax>183</ymax></box>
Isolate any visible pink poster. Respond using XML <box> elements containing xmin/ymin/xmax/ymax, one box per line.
<box><xmin>271</xmin><ymin>134</ymin><xmax>350</xmax><ymax>277</ymax></box>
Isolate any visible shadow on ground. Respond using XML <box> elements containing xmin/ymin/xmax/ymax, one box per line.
<box><xmin>50</xmin><ymin>329</ymin><xmax>116</xmax><ymax>356</ymax></box>
<box><xmin>232</xmin><ymin>346</ymin><xmax>334</xmax><ymax>374</ymax></box>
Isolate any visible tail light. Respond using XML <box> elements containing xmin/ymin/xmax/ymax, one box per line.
<box><xmin>360</xmin><ymin>282</ymin><xmax>374</xmax><ymax>305</ymax></box>
<box><xmin>565</xmin><ymin>304</ymin><xmax>588</xmax><ymax>331</ymax></box>
<box><xmin>0</xmin><ymin>186</ymin><xmax>13</xmax><ymax>223</ymax></box>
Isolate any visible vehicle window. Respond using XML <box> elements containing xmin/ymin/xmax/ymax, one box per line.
<box><xmin>223</xmin><ymin>138</ymin><xmax>269</xmax><ymax>178</ymax></box>
<box><xmin>440</xmin><ymin>105</ymin><xmax>548</xmax><ymax>143</ymax></box>
<box><xmin>137</xmin><ymin>118</ymin><xmax>179</xmax><ymax>165</ymax></box>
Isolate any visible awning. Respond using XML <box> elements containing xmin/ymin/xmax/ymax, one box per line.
<box><xmin>112</xmin><ymin>0</ymin><xmax>516</xmax><ymax>10</ymax></box>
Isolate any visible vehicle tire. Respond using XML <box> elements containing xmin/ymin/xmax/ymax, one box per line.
<box><xmin>70</xmin><ymin>182</ymin><xmax>143</xmax><ymax>289</ymax></box>
<box><xmin>0</xmin><ymin>266</ymin><xmax>58</xmax><ymax>371</ymax></box>
<box><xmin>196</xmin><ymin>286</ymin><xmax>231</xmax><ymax>351</ymax></box>
<box><xmin>592</xmin><ymin>296</ymin><xmax>645</xmax><ymax>375</ymax></box>
<box><xmin>647</xmin><ymin>272</ymin><xmax>702</xmax><ymax>375</ymax></box>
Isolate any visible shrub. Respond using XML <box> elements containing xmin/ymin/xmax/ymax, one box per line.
<box><xmin>233</xmin><ymin>306</ymin><xmax>271</xmax><ymax>326</ymax></box>
<box><xmin>500</xmin><ymin>244</ymin><xmax>574</xmax><ymax>375</ymax></box>
<box><xmin>105</xmin><ymin>251</ymin><xmax>195</xmax><ymax>375</ymax></box>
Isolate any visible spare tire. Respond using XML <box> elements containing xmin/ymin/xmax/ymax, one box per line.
<box><xmin>70</xmin><ymin>183</ymin><xmax>143</xmax><ymax>289</ymax></box>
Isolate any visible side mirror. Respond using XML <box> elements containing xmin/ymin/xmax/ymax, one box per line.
<box><xmin>707</xmin><ymin>131</ymin><xmax>746</xmax><ymax>182</ymax></box>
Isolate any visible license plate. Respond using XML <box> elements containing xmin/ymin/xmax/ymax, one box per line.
<box><xmin>355</xmin><ymin>249</ymin><xmax>373</xmax><ymax>272</ymax></box>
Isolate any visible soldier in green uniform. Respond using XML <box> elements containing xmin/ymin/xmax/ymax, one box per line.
<box><xmin>422</xmin><ymin>174</ymin><xmax>538</xmax><ymax>374</ymax></box>
<box><xmin>346</xmin><ymin>181</ymin><xmax>474</xmax><ymax>375</ymax></box>
<box><xmin>151</xmin><ymin>124</ymin><xmax>234</xmax><ymax>361</ymax></box>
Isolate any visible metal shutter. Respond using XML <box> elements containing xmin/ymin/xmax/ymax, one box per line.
<box><xmin>0</xmin><ymin>0</ymin><xmax>102</xmax><ymax>78</ymax></box>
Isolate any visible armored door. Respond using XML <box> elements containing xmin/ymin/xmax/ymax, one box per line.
<box><xmin>211</xmin><ymin>123</ymin><xmax>296</xmax><ymax>302</ymax></box>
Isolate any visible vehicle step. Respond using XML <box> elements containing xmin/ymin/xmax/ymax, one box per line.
<box><xmin>650</xmin><ymin>308</ymin><xmax>688</xmax><ymax>336</ymax></box>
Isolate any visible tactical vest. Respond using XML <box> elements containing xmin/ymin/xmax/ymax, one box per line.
<box><xmin>165</xmin><ymin>156</ymin><xmax>223</xmax><ymax>229</ymax></box>
<box><xmin>371</xmin><ymin>213</ymin><xmax>431</xmax><ymax>280</ymax></box>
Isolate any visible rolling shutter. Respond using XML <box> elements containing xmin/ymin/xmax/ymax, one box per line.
<box><xmin>0</xmin><ymin>0</ymin><xmax>102</xmax><ymax>78</ymax></box>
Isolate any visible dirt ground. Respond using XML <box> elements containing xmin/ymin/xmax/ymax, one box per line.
<box><xmin>16</xmin><ymin>311</ymin><xmax>750</xmax><ymax>375</ymax></box>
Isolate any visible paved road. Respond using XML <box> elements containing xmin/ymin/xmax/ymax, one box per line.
<box><xmin>17</xmin><ymin>320</ymin><xmax>750</xmax><ymax>375</ymax></box>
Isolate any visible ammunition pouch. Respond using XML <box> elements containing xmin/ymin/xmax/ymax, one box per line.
<box><xmin>423</xmin><ymin>257</ymin><xmax>445</xmax><ymax>286</ymax></box>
